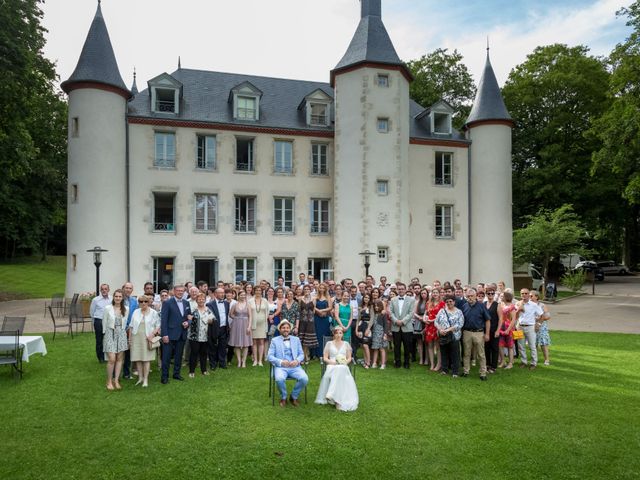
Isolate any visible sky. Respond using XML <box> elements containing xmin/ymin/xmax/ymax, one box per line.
<box><xmin>41</xmin><ymin>0</ymin><xmax>633</xmax><ymax>91</ymax></box>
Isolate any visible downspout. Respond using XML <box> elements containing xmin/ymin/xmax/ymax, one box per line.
<box><xmin>125</xmin><ymin>116</ymin><xmax>131</xmax><ymax>281</ymax></box>
<box><xmin>467</xmin><ymin>130</ymin><xmax>472</xmax><ymax>284</ymax></box>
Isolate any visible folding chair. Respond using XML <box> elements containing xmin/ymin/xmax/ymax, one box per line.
<box><xmin>0</xmin><ymin>330</ymin><xmax>23</xmax><ymax>380</ymax></box>
<box><xmin>2</xmin><ymin>316</ymin><xmax>26</xmax><ymax>335</ymax></box>
<box><xmin>48</xmin><ymin>306</ymin><xmax>73</xmax><ymax>340</ymax></box>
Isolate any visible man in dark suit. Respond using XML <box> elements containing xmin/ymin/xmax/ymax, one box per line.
<box><xmin>206</xmin><ymin>287</ymin><xmax>230</xmax><ymax>369</ymax></box>
<box><xmin>160</xmin><ymin>284</ymin><xmax>191</xmax><ymax>384</ymax></box>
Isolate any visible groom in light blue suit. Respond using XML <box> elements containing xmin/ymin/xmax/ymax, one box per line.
<box><xmin>268</xmin><ymin>320</ymin><xmax>308</xmax><ymax>407</ymax></box>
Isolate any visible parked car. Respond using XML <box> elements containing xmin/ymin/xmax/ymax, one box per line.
<box><xmin>596</xmin><ymin>261</ymin><xmax>630</xmax><ymax>275</ymax></box>
<box><xmin>574</xmin><ymin>261</ymin><xmax>605</xmax><ymax>281</ymax></box>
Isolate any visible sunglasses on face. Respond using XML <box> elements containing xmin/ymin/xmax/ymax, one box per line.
<box><xmin>139</xmin><ymin>300</ymin><xmax>149</xmax><ymax>304</ymax></box>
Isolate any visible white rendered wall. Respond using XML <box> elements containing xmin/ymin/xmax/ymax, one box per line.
<box><xmin>468</xmin><ymin>123</ymin><xmax>513</xmax><ymax>285</ymax></box>
<box><xmin>333</xmin><ymin>67</ymin><xmax>410</xmax><ymax>281</ymax></box>
<box><xmin>66</xmin><ymin>88</ymin><xmax>127</xmax><ymax>296</ymax></box>
<box><xmin>127</xmin><ymin>124</ymin><xmax>334</xmax><ymax>288</ymax></box>
<box><xmin>408</xmin><ymin>143</ymin><xmax>469</xmax><ymax>284</ymax></box>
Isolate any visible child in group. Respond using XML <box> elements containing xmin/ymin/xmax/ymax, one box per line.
<box><xmin>368</xmin><ymin>300</ymin><xmax>389</xmax><ymax>369</ymax></box>
<box><xmin>498</xmin><ymin>290</ymin><xmax>516</xmax><ymax>369</ymax></box>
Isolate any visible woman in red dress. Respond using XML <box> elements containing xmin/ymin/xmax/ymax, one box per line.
<box><xmin>424</xmin><ymin>288</ymin><xmax>445</xmax><ymax>372</ymax></box>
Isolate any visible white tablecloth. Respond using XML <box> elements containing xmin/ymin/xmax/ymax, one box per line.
<box><xmin>0</xmin><ymin>335</ymin><xmax>48</xmax><ymax>362</ymax></box>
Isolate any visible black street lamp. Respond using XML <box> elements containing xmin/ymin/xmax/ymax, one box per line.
<box><xmin>87</xmin><ymin>246</ymin><xmax>108</xmax><ymax>295</ymax></box>
<box><xmin>359</xmin><ymin>250</ymin><xmax>374</xmax><ymax>278</ymax></box>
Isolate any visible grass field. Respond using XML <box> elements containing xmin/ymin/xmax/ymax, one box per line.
<box><xmin>1</xmin><ymin>331</ymin><xmax>638</xmax><ymax>479</ymax></box>
<box><xmin>0</xmin><ymin>256</ymin><xmax>66</xmax><ymax>300</ymax></box>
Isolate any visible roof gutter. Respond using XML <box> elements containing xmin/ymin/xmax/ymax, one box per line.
<box><xmin>125</xmin><ymin>117</ymin><xmax>131</xmax><ymax>280</ymax></box>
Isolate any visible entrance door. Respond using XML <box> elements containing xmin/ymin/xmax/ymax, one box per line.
<box><xmin>308</xmin><ymin>258</ymin><xmax>332</xmax><ymax>280</ymax></box>
<box><xmin>194</xmin><ymin>258</ymin><xmax>218</xmax><ymax>286</ymax></box>
<box><xmin>153</xmin><ymin>257</ymin><xmax>174</xmax><ymax>292</ymax></box>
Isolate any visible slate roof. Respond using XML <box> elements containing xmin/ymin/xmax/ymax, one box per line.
<box><xmin>128</xmin><ymin>68</ymin><xmax>467</xmax><ymax>142</ymax></box>
<box><xmin>465</xmin><ymin>52</ymin><xmax>511</xmax><ymax>126</ymax></box>
<box><xmin>333</xmin><ymin>0</ymin><xmax>407</xmax><ymax>75</ymax></box>
<box><xmin>61</xmin><ymin>3</ymin><xmax>129</xmax><ymax>95</ymax></box>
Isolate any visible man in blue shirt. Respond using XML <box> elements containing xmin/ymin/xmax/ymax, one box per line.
<box><xmin>461</xmin><ymin>288</ymin><xmax>490</xmax><ymax>380</ymax></box>
<box><xmin>122</xmin><ymin>282</ymin><xmax>138</xmax><ymax>379</ymax></box>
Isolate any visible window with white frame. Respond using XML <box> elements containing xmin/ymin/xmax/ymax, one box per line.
<box><xmin>376</xmin><ymin>179</ymin><xmax>388</xmax><ymax>195</ymax></box>
<box><xmin>235</xmin><ymin>258</ymin><xmax>256</xmax><ymax>283</ymax></box>
<box><xmin>274</xmin><ymin>141</ymin><xmax>293</xmax><ymax>174</ymax></box>
<box><xmin>435</xmin><ymin>204</ymin><xmax>453</xmax><ymax>238</ymax></box>
<box><xmin>311</xmin><ymin>143</ymin><xmax>328</xmax><ymax>175</ymax></box>
<box><xmin>153</xmin><ymin>88</ymin><xmax>177</xmax><ymax>113</ymax></box>
<box><xmin>235</xmin><ymin>196</ymin><xmax>256</xmax><ymax>233</ymax></box>
<box><xmin>273</xmin><ymin>258</ymin><xmax>294</xmax><ymax>285</ymax></box>
<box><xmin>273</xmin><ymin>197</ymin><xmax>294</xmax><ymax>233</ymax></box>
<box><xmin>435</xmin><ymin>152</ymin><xmax>453</xmax><ymax>186</ymax></box>
<box><xmin>236</xmin><ymin>96</ymin><xmax>257</xmax><ymax>120</ymax></box>
<box><xmin>153</xmin><ymin>192</ymin><xmax>176</xmax><ymax>232</ymax></box>
<box><xmin>309</xmin><ymin>103</ymin><xmax>328</xmax><ymax>126</ymax></box>
<box><xmin>154</xmin><ymin>132</ymin><xmax>175</xmax><ymax>167</ymax></box>
<box><xmin>377</xmin><ymin>247</ymin><xmax>389</xmax><ymax>262</ymax></box>
<box><xmin>195</xmin><ymin>194</ymin><xmax>217</xmax><ymax>232</ymax></box>
<box><xmin>377</xmin><ymin>74</ymin><xmax>389</xmax><ymax>88</ymax></box>
<box><xmin>236</xmin><ymin>137</ymin><xmax>254</xmax><ymax>171</ymax></box>
<box><xmin>433</xmin><ymin>112</ymin><xmax>452</xmax><ymax>134</ymax></box>
<box><xmin>311</xmin><ymin>199</ymin><xmax>330</xmax><ymax>234</ymax></box>
<box><xmin>197</xmin><ymin>135</ymin><xmax>216</xmax><ymax>169</ymax></box>
<box><xmin>377</xmin><ymin>117</ymin><xmax>389</xmax><ymax>133</ymax></box>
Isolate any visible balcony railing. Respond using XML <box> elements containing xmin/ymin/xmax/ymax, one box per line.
<box><xmin>155</xmin><ymin>101</ymin><xmax>175</xmax><ymax>113</ymax></box>
<box><xmin>310</xmin><ymin>114</ymin><xmax>327</xmax><ymax>125</ymax></box>
<box><xmin>154</xmin><ymin>222</ymin><xmax>175</xmax><ymax>232</ymax></box>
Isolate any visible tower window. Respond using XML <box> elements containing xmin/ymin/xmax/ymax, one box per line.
<box><xmin>376</xmin><ymin>180</ymin><xmax>388</xmax><ymax>195</ymax></box>
<box><xmin>377</xmin><ymin>118</ymin><xmax>389</xmax><ymax>133</ymax></box>
<box><xmin>71</xmin><ymin>117</ymin><xmax>79</xmax><ymax>137</ymax></box>
<box><xmin>377</xmin><ymin>74</ymin><xmax>389</xmax><ymax>88</ymax></box>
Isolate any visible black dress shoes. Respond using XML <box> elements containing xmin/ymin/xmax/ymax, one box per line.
<box><xmin>173</xmin><ymin>375</ymin><xmax>185</xmax><ymax>381</ymax></box>
<box><xmin>161</xmin><ymin>378</ymin><xmax>168</xmax><ymax>384</ymax></box>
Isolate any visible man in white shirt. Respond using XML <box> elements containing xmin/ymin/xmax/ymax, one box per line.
<box><xmin>89</xmin><ymin>283</ymin><xmax>111</xmax><ymax>363</ymax></box>
<box><xmin>516</xmin><ymin>289</ymin><xmax>544</xmax><ymax>369</ymax></box>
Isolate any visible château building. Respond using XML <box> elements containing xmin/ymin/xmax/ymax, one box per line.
<box><xmin>62</xmin><ymin>0</ymin><xmax>513</xmax><ymax>295</ymax></box>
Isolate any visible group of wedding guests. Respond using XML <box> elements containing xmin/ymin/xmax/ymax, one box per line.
<box><xmin>90</xmin><ymin>274</ymin><xmax>552</xmax><ymax>407</ymax></box>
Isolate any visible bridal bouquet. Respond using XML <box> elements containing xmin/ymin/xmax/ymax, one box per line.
<box><xmin>335</xmin><ymin>354</ymin><xmax>347</xmax><ymax>365</ymax></box>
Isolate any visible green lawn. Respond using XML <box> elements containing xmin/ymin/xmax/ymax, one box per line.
<box><xmin>1</xmin><ymin>331</ymin><xmax>639</xmax><ymax>479</ymax></box>
<box><xmin>0</xmin><ymin>256</ymin><xmax>66</xmax><ymax>300</ymax></box>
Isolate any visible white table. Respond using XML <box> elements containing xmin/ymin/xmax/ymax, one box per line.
<box><xmin>0</xmin><ymin>335</ymin><xmax>48</xmax><ymax>362</ymax></box>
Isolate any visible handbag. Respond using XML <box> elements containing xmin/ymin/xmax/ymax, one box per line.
<box><xmin>438</xmin><ymin>309</ymin><xmax>454</xmax><ymax>345</ymax></box>
<box><xmin>512</xmin><ymin>329</ymin><xmax>524</xmax><ymax>340</ymax></box>
<box><xmin>147</xmin><ymin>335</ymin><xmax>161</xmax><ymax>350</ymax></box>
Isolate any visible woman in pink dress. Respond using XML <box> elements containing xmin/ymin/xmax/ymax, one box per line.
<box><xmin>498</xmin><ymin>290</ymin><xmax>516</xmax><ymax>369</ymax></box>
<box><xmin>229</xmin><ymin>291</ymin><xmax>252</xmax><ymax>368</ymax></box>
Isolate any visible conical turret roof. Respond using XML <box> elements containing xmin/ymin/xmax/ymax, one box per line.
<box><xmin>61</xmin><ymin>2</ymin><xmax>129</xmax><ymax>97</ymax></box>
<box><xmin>331</xmin><ymin>0</ymin><xmax>411</xmax><ymax>84</ymax></box>
<box><xmin>465</xmin><ymin>51</ymin><xmax>511</xmax><ymax>127</ymax></box>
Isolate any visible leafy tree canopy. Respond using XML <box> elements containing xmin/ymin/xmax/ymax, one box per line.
<box><xmin>406</xmin><ymin>48</ymin><xmax>476</xmax><ymax>129</ymax></box>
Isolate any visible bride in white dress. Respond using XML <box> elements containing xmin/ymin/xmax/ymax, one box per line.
<box><xmin>315</xmin><ymin>327</ymin><xmax>359</xmax><ymax>411</ymax></box>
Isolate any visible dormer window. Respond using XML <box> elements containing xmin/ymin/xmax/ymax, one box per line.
<box><xmin>230</xmin><ymin>81</ymin><xmax>262</xmax><ymax>121</ymax></box>
<box><xmin>237</xmin><ymin>96</ymin><xmax>257</xmax><ymax>120</ymax></box>
<box><xmin>155</xmin><ymin>88</ymin><xmax>176</xmax><ymax>112</ymax></box>
<box><xmin>432</xmin><ymin>112</ymin><xmax>452</xmax><ymax>134</ymax></box>
<box><xmin>310</xmin><ymin>103</ymin><xmax>328</xmax><ymax>126</ymax></box>
<box><xmin>148</xmin><ymin>73</ymin><xmax>183</xmax><ymax>115</ymax></box>
<box><xmin>299</xmin><ymin>88</ymin><xmax>333</xmax><ymax>127</ymax></box>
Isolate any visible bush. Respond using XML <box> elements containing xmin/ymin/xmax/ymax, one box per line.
<box><xmin>561</xmin><ymin>270</ymin><xmax>587</xmax><ymax>292</ymax></box>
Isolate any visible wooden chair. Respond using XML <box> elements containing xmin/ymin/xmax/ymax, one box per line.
<box><xmin>48</xmin><ymin>306</ymin><xmax>73</xmax><ymax>340</ymax></box>
<box><xmin>0</xmin><ymin>330</ymin><xmax>23</xmax><ymax>380</ymax></box>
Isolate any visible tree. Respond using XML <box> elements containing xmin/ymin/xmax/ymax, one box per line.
<box><xmin>513</xmin><ymin>205</ymin><xmax>587</xmax><ymax>282</ymax></box>
<box><xmin>588</xmin><ymin>2</ymin><xmax>640</xmax><ymax>267</ymax></box>
<box><xmin>406</xmin><ymin>48</ymin><xmax>476</xmax><ymax>129</ymax></box>
<box><xmin>502</xmin><ymin>44</ymin><xmax>611</xmax><ymax>241</ymax></box>
<box><xmin>0</xmin><ymin>0</ymin><xmax>67</xmax><ymax>259</ymax></box>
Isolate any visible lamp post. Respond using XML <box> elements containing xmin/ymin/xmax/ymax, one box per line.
<box><xmin>359</xmin><ymin>249</ymin><xmax>374</xmax><ymax>278</ymax></box>
<box><xmin>87</xmin><ymin>247</ymin><xmax>108</xmax><ymax>295</ymax></box>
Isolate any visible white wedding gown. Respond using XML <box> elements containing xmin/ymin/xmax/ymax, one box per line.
<box><xmin>315</xmin><ymin>341</ymin><xmax>359</xmax><ymax>411</ymax></box>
